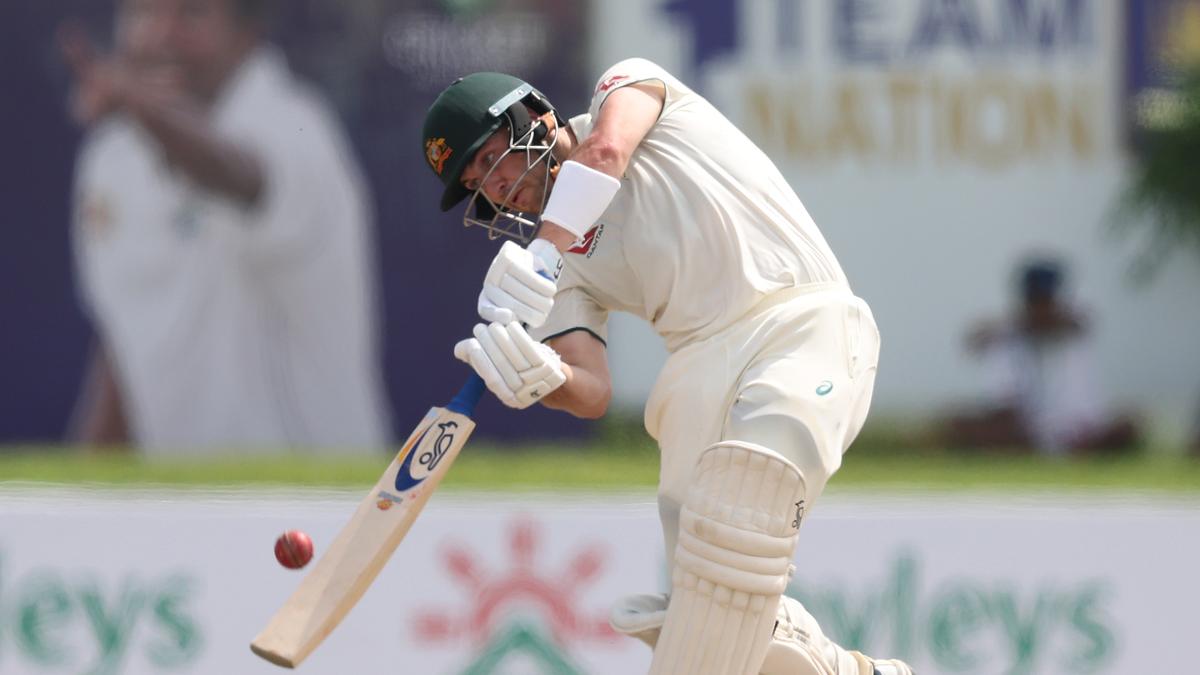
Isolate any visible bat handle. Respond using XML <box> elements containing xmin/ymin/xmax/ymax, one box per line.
<box><xmin>447</xmin><ymin>373</ymin><xmax>486</xmax><ymax>417</ymax></box>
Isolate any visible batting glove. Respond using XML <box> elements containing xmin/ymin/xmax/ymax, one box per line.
<box><xmin>478</xmin><ymin>239</ymin><xmax>562</xmax><ymax>328</ymax></box>
<box><xmin>453</xmin><ymin>321</ymin><xmax>566</xmax><ymax>409</ymax></box>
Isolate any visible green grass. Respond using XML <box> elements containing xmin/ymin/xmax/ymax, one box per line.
<box><xmin>0</xmin><ymin>443</ymin><xmax>660</xmax><ymax>490</ymax></box>
<box><xmin>2</xmin><ymin>443</ymin><xmax>1199</xmax><ymax>493</ymax></box>
<box><xmin>832</xmin><ymin>451</ymin><xmax>1200</xmax><ymax>493</ymax></box>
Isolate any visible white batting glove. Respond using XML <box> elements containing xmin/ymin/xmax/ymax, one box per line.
<box><xmin>479</xmin><ymin>239</ymin><xmax>562</xmax><ymax>328</ymax></box>
<box><xmin>453</xmin><ymin>321</ymin><xmax>567</xmax><ymax>409</ymax></box>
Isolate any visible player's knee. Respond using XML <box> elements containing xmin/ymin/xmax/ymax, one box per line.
<box><xmin>725</xmin><ymin>404</ymin><xmax>837</xmax><ymax>501</ymax></box>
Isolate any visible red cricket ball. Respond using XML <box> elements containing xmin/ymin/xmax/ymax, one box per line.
<box><xmin>274</xmin><ymin>530</ymin><xmax>314</xmax><ymax>569</ymax></box>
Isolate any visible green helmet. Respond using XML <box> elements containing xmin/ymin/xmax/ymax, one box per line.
<box><xmin>421</xmin><ymin>72</ymin><xmax>559</xmax><ymax>214</ymax></box>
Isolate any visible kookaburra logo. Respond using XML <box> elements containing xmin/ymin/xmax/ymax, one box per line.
<box><xmin>394</xmin><ymin>419</ymin><xmax>459</xmax><ymax>492</ymax></box>
<box><xmin>792</xmin><ymin>500</ymin><xmax>806</xmax><ymax>529</ymax></box>
<box><xmin>421</xmin><ymin>421</ymin><xmax>459</xmax><ymax>472</ymax></box>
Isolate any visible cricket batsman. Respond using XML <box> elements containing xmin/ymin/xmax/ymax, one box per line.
<box><xmin>420</xmin><ymin>58</ymin><xmax>914</xmax><ymax>675</ymax></box>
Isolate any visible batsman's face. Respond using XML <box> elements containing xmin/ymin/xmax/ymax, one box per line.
<box><xmin>460</xmin><ymin>129</ymin><xmax>553</xmax><ymax>215</ymax></box>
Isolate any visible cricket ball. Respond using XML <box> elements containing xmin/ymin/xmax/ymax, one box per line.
<box><xmin>274</xmin><ymin>530</ymin><xmax>314</xmax><ymax>569</ymax></box>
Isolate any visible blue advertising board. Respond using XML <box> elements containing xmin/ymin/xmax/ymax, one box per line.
<box><xmin>1126</xmin><ymin>0</ymin><xmax>1200</xmax><ymax>140</ymax></box>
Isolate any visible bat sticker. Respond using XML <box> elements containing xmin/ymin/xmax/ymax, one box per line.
<box><xmin>394</xmin><ymin>421</ymin><xmax>459</xmax><ymax>492</ymax></box>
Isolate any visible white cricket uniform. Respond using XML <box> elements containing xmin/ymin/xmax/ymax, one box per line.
<box><xmin>529</xmin><ymin>59</ymin><xmax>881</xmax><ymax>562</ymax></box>
<box><xmin>72</xmin><ymin>47</ymin><xmax>390</xmax><ymax>454</ymax></box>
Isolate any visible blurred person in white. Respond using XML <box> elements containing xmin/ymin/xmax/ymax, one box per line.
<box><xmin>944</xmin><ymin>256</ymin><xmax>1139</xmax><ymax>456</ymax></box>
<box><xmin>61</xmin><ymin>0</ymin><xmax>389</xmax><ymax>453</ymax></box>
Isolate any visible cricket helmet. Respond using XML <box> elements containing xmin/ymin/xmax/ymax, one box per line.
<box><xmin>421</xmin><ymin>72</ymin><xmax>563</xmax><ymax>243</ymax></box>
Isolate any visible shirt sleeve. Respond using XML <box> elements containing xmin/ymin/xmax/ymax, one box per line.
<box><xmin>587</xmin><ymin>58</ymin><xmax>692</xmax><ymax>119</ymax></box>
<box><xmin>528</xmin><ymin>286</ymin><xmax>609</xmax><ymax>346</ymax></box>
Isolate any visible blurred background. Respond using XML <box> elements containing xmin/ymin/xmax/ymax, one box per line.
<box><xmin>1</xmin><ymin>1</ymin><xmax>1198</xmax><ymax>674</ymax></box>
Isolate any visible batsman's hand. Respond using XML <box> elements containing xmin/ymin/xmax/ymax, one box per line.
<box><xmin>479</xmin><ymin>239</ymin><xmax>562</xmax><ymax>328</ymax></box>
<box><xmin>454</xmin><ymin>321</ymin><xmax>566</xmax><ymax>409</ymax></box>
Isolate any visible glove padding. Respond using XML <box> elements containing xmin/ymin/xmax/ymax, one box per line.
<box><xmin>479</xmin><ymin>240</ymin><xmax>562</xmax><ymax>327</ymax></box>
<box><xmin>453</xmin><ymin>321</ymin><xmax>566</xmax><ymax>409</ymax></box>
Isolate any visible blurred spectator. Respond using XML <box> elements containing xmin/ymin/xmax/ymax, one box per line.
<box><xmin>939</xmin><ymin>256</ymin><xmax>1140</xmax><ymax>456</ymax></box>
<box><xmin>63</xmin><ymin>0</ymin><xmax>389</xmax><ymax>453</ymax></box>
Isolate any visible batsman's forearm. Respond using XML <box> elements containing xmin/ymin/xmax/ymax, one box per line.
<box><xmin>536</xmin><ymin>222</ymin><xmax>578</xmax><ymax>252</ymax></box>
<box><xmin>124</xmin><ymin>90</ymin><xmax>265</xmax><ymax>207</ymax></box>
<box><xmin>541</xmin><ymin>363</ymin><xmax>611</xmax><ymax>419</ymax></box>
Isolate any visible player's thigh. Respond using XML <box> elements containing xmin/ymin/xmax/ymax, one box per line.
<box><xmin>648</xmin><ymin>345</ymin><xmax>738</xmax><ymax>503</ymax></box>
<box><xmin>647</xmin><ymin>336</ymin><xmax>747</xmax><ymax>568</ymax></box>
<box><xmin>723</xmin><ymin>298</ymin><xmax>880</xmax><ymax>500</ymax></box>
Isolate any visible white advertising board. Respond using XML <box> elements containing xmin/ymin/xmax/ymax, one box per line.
<box><xmin>0</xmin><ymin>488</ymin><xmax>1197</xmax><ymax>674</ymax></box>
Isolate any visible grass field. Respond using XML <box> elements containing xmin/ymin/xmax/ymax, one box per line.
<box><xmin>3</xmin><ymin>440</ymin><xmax>1199</xmax><ymax>493</ymax></box>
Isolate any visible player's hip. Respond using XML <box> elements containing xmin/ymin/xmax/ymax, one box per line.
<box><xmin>643</xmin><ymin>284</ymin><xmax>880</xmax><ymax>447</ymax></box>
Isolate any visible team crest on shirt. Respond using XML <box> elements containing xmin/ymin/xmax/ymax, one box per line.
<box><xmin>567</xmin><ymin>223</ymin><xmax>604</xmax><ymax>258</ymax></box>
<box><xmin>596</xmin><ymin>74</ymin><xmax>628</xmax><ymax>94</ymax></box>
<box><xmin>425</xmin><ymin>137</ymin><xmax>453</xmax><ymax>175</ymax></box>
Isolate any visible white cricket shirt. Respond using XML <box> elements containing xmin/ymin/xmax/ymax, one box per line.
<box><xmin>73</xmin><ymin>48</ymin><xmax>389</xmax><ymax>453</ymax></box>
<box><xmin>531</xmin><ymin>58</ymin><xmax>849</xmax><ymax>352</ymax></box>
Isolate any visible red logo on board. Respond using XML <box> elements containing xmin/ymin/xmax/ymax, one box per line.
<box><xmin>412</xmin><ymin>519</ymin><xmax>616</xmax><ymax>646</ymax></box>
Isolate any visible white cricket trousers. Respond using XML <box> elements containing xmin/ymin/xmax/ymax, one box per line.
<box><xmin>644</xmin><ymin>283</ymin><xmax>881</xmax><ymax>568</ymax></box>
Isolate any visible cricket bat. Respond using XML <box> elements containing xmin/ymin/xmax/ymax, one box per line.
<box><xmin>250</xmin><ymin>374</ymin><xmax>486</xmax><ymax>668</ymax></box>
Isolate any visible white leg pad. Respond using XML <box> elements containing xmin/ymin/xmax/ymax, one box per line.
<box><xmin>647</xmin><ymin>441</ymin><xmax>806</xmax><ymax>675</ymax></box>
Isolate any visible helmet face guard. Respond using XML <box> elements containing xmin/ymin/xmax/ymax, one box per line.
<box><xmin>462</xmin><ymin>115</ymin><xmax>559</xmax><ymax>245</ymax></box>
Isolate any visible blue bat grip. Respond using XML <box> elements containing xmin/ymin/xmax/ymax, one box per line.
<box><xmin>446</xmin><ymin>373</ymin><xmax>486</xmax><ymax>417</ymax></box>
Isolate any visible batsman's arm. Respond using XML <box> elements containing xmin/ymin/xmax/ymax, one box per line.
<box><xmin>541</xmin><ymin>330</ymin><xmax>611</xmax><ymax>419</ymax></box>
<box><xmin>573</xmin><ymin>81</ymin><xmax>664</xmax><ymax>176</ymax></box>
<box><xmin>537</xmin><ymin>82</ymin><xmax>665</xmax><ymax>252</ymax></box>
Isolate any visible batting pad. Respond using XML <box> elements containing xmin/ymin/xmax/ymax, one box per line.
<box><xmin>648</xmin><ymin>441</ymin><xmax>806</xmax><ymax>675</ymax></box>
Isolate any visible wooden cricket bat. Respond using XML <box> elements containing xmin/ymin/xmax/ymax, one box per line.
<box><xmin>250</xmin><ymin>374</ymin><xmax>486</xmax><ymax>668</ymax></box>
